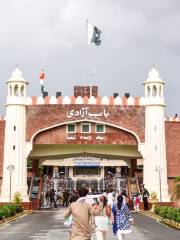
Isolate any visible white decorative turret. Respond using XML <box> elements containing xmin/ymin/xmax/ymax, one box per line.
<box><xmin>144</xmin><ymin>67</ymin><xmax>165</xmax><ymax>105</ymax></box>
<box><xmin>143</xmin><ymin>67</ymin><xmax>169</xmax><ymax>201</ymax></box>
<box><xmin>6</xmin><ymin>66</ymin><xmax>28</xmax><ymax>105</ymax></box>
<box><xmin>0</xmin><ymin>67</ymin><xmax>29</xmax><ymax>202</ymax></box>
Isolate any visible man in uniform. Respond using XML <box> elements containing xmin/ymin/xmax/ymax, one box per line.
<box><xmin>141</xmin><ymin>184</ymin><xmax>149</xmax><ymax>210</ymax></box>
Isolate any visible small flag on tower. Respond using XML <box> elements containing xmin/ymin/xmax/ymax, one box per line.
<box><xmin>39</xmin><ymin>70</ymin><xmax>45</xmax><ymax>85</ymax></box>
<box><xmin>87</xmin><ymin>20</ymin><xmax>102</xmax><ymax>46</ymax></box>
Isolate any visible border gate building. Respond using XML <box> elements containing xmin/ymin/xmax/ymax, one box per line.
<box><xmin>0</xmin><ymin>67</ymin><xmax>180</xmax><ymax>203</ymax></box>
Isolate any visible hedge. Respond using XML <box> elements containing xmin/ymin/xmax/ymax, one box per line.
<box><xmin>0</xmin><ymin>204</ymin><xmax>23</xmax><ymax>220</ymax></box>
<box><xmin>154</xmin><ymin>206</ymin><xmax>180</xmax><ymax>223</ymax></box>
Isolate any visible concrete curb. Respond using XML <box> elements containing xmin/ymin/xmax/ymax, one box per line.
<box><xmin>138</xmin><ymin>210</ymin><xmax>161</xmax><ymax>221</ymax></box>
<box><xmin>139</xmin><ymin>211</ymin><xmax>180</xmax><ymax>230</ymax></box>
<box><xmin>0</xmin><ymin>211</ymin><xmax>34</xmax><ymax>227</ymax></box>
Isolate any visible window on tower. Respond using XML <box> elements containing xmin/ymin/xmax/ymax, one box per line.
<box><xmin>10</xmin><ymin>85</ymin><xmax>12</xmax><ymax>96</ymax></box>
<box><xmin>14</xmin><ymin>85</ymin><xmax>18</xmax><ymax>96</ymax></box>
<box><xmin>159</xmin><ymin>86</ymin><xmax>162</xmax><ymax>97</ymax></box>
<box><xmin>152</xmin><ymin>85</ymin><xmax>157</xmax><ymax>97</ymax></box>
<box><xmin>147</xmin><ymin>86</ymin><xmax>150</xmax><ymax>97</ymax></box>
<box><xmin>20</xmin><ymin>85</ymin><xmax>24</xmax><ymax>97</ymax></box>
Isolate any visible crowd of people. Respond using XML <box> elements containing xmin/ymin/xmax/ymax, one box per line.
<box><xmin>42</xmin><ymin>182</ymin><xmax>149</xmax><ymax>214</ymax></box>
<box><xmin>41</xmin><ymin>174</ymin><xmax>72</xmax><ymax>208</ymax></box>
<box><xmin>42</xmin><ymin>188</ymin><xmax>71</xmax><ymax>208</ymax></box>
<box><xmin>63</xmin><ymin>185</ymin><xmax>150</xmax><ymax>240</ymax></box>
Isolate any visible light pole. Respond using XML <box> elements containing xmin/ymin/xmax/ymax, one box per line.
<box><xmin>155</xmin><ymin>165</ymin><xmax>162</xmax><ymax>202</ymax></box>
<box><xmin>7</xmin><ymin>164</ymin><xmax>15</xmax><ymax>203</ymax></box>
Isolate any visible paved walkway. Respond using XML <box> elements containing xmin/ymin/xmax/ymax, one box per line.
<box><xmin>0</xmin><ymin>208</ymin><xmax>179</xmax><ymax>239</ymax></box>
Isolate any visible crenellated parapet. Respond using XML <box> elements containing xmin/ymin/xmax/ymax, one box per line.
<box><xmin>165</xmin><ymin>116</ymin><xmax>180</xmax><ymax>122</ymax></box>
<box><xmin>26</xmin><ymin>95</ymin><xmax>145</xmax><ymax>106</ymax></box>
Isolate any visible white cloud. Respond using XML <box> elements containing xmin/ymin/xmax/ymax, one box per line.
<box><xmin>0</xmin><ymin>0</ymin><xmax>180</xmax><ymax>116</ymax></box>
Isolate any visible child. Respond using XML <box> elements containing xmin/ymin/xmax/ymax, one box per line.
<box><xmin>134</xmin><ymin>193</ymin><xmax>140</xmax><ymax>212</ymax></box>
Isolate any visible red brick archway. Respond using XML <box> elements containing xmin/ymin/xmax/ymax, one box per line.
<box><xmin>28</xmin><ymin>120</ymin><xmax>142</xmax><ymax>162</ymax></box>
<box><xmin>33</xmin><ymin>121</ymin><xmax>138</xmax><ymax>145</ymax></box>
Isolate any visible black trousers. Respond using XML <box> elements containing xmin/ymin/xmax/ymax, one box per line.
<box><xmin>143</xmin><ymin>198</ymin><xmax>148</xmax><ymax>210</ymax></box>
<box><xmin>50</xmin><ymin>198</ymin><xmax>57</xmax><ymax>208</ymax></box>
<box><xmin>63</xmin><ymin>199</ymin><xmax>69</xmax><ymax>207</ymax></box>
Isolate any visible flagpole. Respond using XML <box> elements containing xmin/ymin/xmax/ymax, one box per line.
<box><xmin>86</xmin><ymin>19</ymin><xmax>89</xmax><ymax>97</ymax></box>
<box><xmin>87</xmin><ymin>19</ymin><xmax>92</xmax><ymax>98</ymax></box>
<box><xmin>86</xmin><ymin>20</ymin><xmax>102</xmax><ymax>98</ymax></box>
<box><xmin>41</xmin><ymin>85</ymin><xmax>44</xmax><ymax>94</ymax></box>
<box><xmin>86</xmin><ymin>19</ymin><xmax>88</xmax><ymax>49</ymax></box>
<box><xmin>90</xmin><ymin>85</ymin><xmax>92</xmax><ymax>98</ymax></box>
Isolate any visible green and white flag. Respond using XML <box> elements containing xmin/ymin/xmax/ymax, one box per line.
<box><xmin>87</xmin><ymin>20</ymin><xmax>102</xmax><ymax>46</ymax></box>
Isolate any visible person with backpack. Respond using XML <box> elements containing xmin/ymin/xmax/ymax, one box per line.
<box><xmin>93</xmin><ymin>195</ymin><xmax>112</xmax><ymax>240</ymax></box>
<box><xmin>112</xmin><ymin>195</ymin><xmax>134</xmax><ymax>240</ymax></box>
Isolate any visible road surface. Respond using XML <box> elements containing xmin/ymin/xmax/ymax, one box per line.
<box><xmin>0</xmin><ymin>208</ymin><xmax>179</xmax><ymax>240</ymax></box>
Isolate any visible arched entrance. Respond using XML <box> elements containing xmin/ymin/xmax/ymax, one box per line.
<box><xmin>27</xmin><ymin>120</ymin><xmax>143</xmax><ymax>207</ymax></box>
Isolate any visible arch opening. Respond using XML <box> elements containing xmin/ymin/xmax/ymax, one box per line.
<box><xmin>21</xmin><ymin>85</ymin><xmax>24</xmax><ymax>96</ymax></box>
<box><xmin>27</xmin><ymin>120</ymin><xmax>143</xmax><ymax>205</ymax></box>
<box><xmin>14</xmin><ymin>84</ymin><xmax>18</xmax><ymax>96</ymax></box>
<box><xmin>152</xmin><ymin>85</ymin><xmax>157</xmax><ymax>97</ymax></box>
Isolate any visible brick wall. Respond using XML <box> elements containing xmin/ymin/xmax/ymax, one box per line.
<box><xmin>0</xmin><ymin>120</ymin><xmax>5</xmax><ymax>191</ymax></box>
<box><xmin>26</xmin><ymin>105</ymin><xmax>145</xmax><ymax>142</ymax></box>
<box><xmin>34</xmin><ymin>124</ymin><xmax>138</xmax><ymax>145</ymax></box>
<box><xmin>165</xmin><ymin>121</ymin><xmax>180</xmax><ymax>195</ymax></box>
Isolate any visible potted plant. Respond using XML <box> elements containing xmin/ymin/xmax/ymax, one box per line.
<box><xmin>150</xmin><ymin>191</ymin><xmax>158</xmax><ymax>212</ymax></box>
<box><xmin>13</xmin><ymin>192</ymin><xmax>23</xmax><ymax>213</ymax></box>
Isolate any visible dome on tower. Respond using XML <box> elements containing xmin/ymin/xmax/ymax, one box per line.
<box><xmin>144</xmin><ymin>67</ymin><xmax>164</xmax><ymax>84</ymax></box>
<box><xmin>7</xmin><ymin>67</ymin><xmax>28</xmax><ymax>83</ymax></box>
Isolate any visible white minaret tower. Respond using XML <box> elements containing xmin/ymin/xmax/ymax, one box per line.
<box><xmin>0</xmin><ymin>67</ymin><xmax>29</xmax><ymax>202</ymax></box>
<box><xmin>143</xmin><ymin>67</ymin><xmax>169</xmax><ymax>201</ymax></box>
